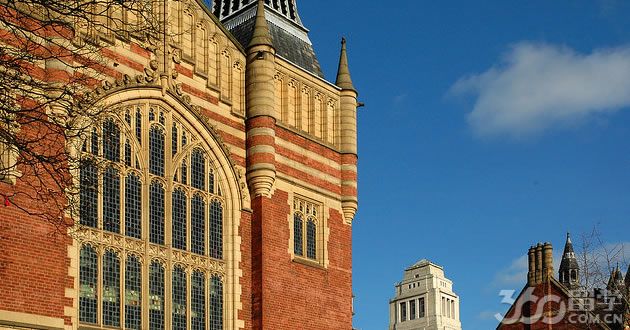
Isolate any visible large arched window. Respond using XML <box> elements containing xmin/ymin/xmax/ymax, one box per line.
<box><xmin>78</xmin><ymin>102</ymin><xmax>225</xmax><ymax>329</ymax></box>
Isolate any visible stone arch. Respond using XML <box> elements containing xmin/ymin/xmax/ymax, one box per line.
<box><xmin>72</xmin><ymin>87</ymin><xmax>246</xmax><ymax>330</ymax></box>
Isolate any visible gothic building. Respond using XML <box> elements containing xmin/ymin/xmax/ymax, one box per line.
<box><xmin>0</xmin><ymin>0</ymin><xmax>360</xmax><ymax>329</ymax></box>
<box><xmin>497</xmin><ymin>234</ymin><xmax>629</xmax><ymax>330</ymax></box>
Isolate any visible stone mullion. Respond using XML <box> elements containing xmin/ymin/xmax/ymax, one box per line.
<box><xmin>186</xmin><ymin>269</ymin><xmax>192</xmax><ymax>330</ymax></box>
<box><xmin>120</xmin><ymin>251</ymin><xmax>126</xmax><ymax>328</ymax></box>
<box><xmin>97</xmin><ymin>246</ymin><xmax>103</xmax><ymax>326</ymax></box>
<box><xmin>141</xmin><ymin>102</ymin><xmax>151</xmax><ymax>330</ymax></box>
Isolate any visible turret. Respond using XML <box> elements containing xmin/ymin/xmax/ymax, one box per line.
<box><xmin>559</xmin><ymin>233</ymin><xmax>581</xmax><ymax>290</ymax></box>
<box><xmin>245</xmin><ymin>0</ymin><xmax>277</xmax><ymax>197</ymax></box>
<box><xmin>607</xmin><ymin>264</ymin><xmax>625</xmax><ymax>293</ymax></box>
<box><xmin>336</xmin><ymin>38</ymin><xmax>359</xmax><ymax>224</ymax></box>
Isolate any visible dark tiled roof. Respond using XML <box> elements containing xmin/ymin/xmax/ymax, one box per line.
<box><xmin>227</xmin><ymin>16</ymin><xmax>324</xmax><ymax>78</ymax></box>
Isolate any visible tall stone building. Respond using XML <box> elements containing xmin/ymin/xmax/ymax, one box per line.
<box><xmin>0</xmin><ymin>0</ymin><xmax>360</xmax><ymax>329</ymax></box>
<box><xmin>389</xmin><ymin>260</ymin><xmax>462</xmax><ymax>330</ymax></box>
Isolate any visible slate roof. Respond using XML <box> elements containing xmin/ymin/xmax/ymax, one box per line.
<box><xmin>226</xmin><ymin>14</ymin><xmax>324</xmax><ymax>78</ymax></box>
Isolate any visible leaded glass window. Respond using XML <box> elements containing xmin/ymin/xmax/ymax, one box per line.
<box><xmin>191</xmin><ymin>148</ymin><xmax>206</xmax><ymax>190</ymax></box>
<box><xmin>192</xmin><ymin>271</ymin><xmax>206</xmax><ymax>330</ymax></box>
<box><xmin>80</xmin><ymin>245</ymin><xmax>97</xmax><ymax>324</ymax></box>
<box><xmin>192</xmin><ymin>195</ymin><xmax>206</xmax><ymax>255</ymax></box>
<box><xmin>125</xmin><ymin>255</ymin><xmax>142</xmax><ymax>329</ymax></box>
<box><xmin>125</xmin><ymin>173</ymin><xmax>142</xmax><ymax>239</ymax></box>
<box><xmin>125</xmin><ymin>140</ymin><xmax>132</xmax><ymax>167</ymax></box>
<box><xmin>306</xmin><ymin>219</ymin><xmax>316</xmax><ymax>260</ymax></box>
<box><xmin>172</xmin><ymin>266</ymin><xmax>187</xmax><ymax>330</ymax></box>
<box><xmin>103</xmin><ymin>166</ymin><xmax>121</xmax><ymax>233</ymax></box>
<box><xmin>80</xmin><ymin>161</ymin><xmax>97</xmax><ymax>228</ymax></box>
<box><xmin>103</xmin><ymin>119</ymin><xmax>120</xmax><ymax>162</ymax></box>
<box><xmin>172</xmin><ymin>188</ymin><xmax>187</xmax><ymax>250</ymax></box>
<box><xmin>91</xmin><ymin>127</ymin><xmax>99</xmax><ymax>155</ymax></box>
<box><xmin>210</xmin><ymin>275</ymin><xmax>223</xmax><ymax>330</ymax></box>
<box><xmin>172</xmin><ymin>124</ymin><xmax>178</xmax><ymax>156</ymax></box>
<box><xmin>150</xmin><ymin>181</ymin><xmax>165</xmax><ymax>245</ymax></box>
<box><xmin>149</xmin><ymin>126</ymin><xmax>165</xmax><ymax>176</ymax></box>
<box><xmin>149</xmin><ymin>261</ymin><xmax>165</xmax><ymax>330</ymax></box>
<box><xmin>210</xmin><ymin>200</ymin><xmax>223</xmax><ymax>259</ymax></box>
<box><xmin>293</xmin><ymin>214</ymin><xmax>303</xmax><ymax>256</ymax></box>
<box><xmin>103</xmin><ymin>250</ymin><xmax>120</xmax><ymax>327</ymax></box>
<box><xmin>79</xmin><ymin>103</ymin><xmax>226</xmax><ymax>329</ymax></box>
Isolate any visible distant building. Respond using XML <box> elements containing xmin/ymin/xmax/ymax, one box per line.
<box><xmin>496</xmin><ymin>234</ymin><xmax>629</xmax><ymax>330</ymax></box>
<box><xmin>389</xmin><ymin>259</ymin><xmax>462</xmax><ymax>330</ymax></box>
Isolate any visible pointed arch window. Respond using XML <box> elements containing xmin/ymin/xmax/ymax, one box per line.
<box><xmin>210</xmin><ymin>200</ymin><xmax>223</xmax><ymax>259</ymax></box>
<box><xmin>103</xmin><ymin>166</ymin><xmax>121</xmax><ymax>233</ymax></box>
<box><xmin>192</xmin><ymin>194</ymin><xmax>206</xmax><ymax>255</ymax></box>
<box><xmin>172</xmin><ymin>266</ymin><xmax>187</xmax><ymax>330</ymax></box>
<box><xmin>172</xmin><ymin>188</ymin><xmax>187</xmax><ymax>250</ymax></box>
<box><xmin>192</xmin><ymin>271</ymin><xmax>206</xmax><ymax>330</ymax></box>
<box><xmin>78</xmin><ymin>103</ymin><xmax>226</xmax><ymax>329</ymax></box>
<box><xmin>79</xmin><ymin>245</ymin><xmax>97</xmax><ymax>324</ymax></box>
<box><xmin>103</xmin><ymin>250</ymin><xmax>121</xmax><ymax>327</ymax></box>
<box><xmin>125</xmin><ymin>173</ymin><xmax>142</xmax><ymax>239</ymax></box>
<box><xmin>149</xmin><ymin>261</ymin><xmax>165</xmax><ymax>330</ymax></box>
<box><xmin>292</xmin><ymin>197</ymin><xmax>324</xmax><ymax>264</ymax></box>
<box><xmin>210</xmin><ymin>275</ymin><xmax>223</xmax><ymax>330</ymax></box>
<box><xmin>150</xmin><ymin>181</ymin><xmax>165</xmax><ymax>244</ymax></box>
<box><xmin>125</xmin><ymin>255</ymin><xmax>142</xmax><ymax>329</ymax></box>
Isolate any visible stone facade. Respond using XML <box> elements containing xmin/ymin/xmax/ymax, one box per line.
<box><xmin>389</xmin><ymin>260</ymin><xmax>462</xmax><ymax>330</ymax></box>
<box><xmin>0</xmin><ymin>0</ymin><xmax>359</xmax><ymax>329</ymax></box>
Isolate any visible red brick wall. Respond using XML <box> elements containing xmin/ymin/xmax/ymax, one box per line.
<box><xmin>251</xmin><ymin>191</ymin><xmax>353</xmax><ymax>330</ymax></box>
<box><xmin>0</xmin><ymin>182</ymin><xmax>71</xmax><ymax>325</ymax></box>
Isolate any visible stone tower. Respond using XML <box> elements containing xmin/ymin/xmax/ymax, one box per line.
<box><xmin>389</xmin><ymin>260</ymin><xmax>462</xmax><ymax>330</ymax></box>
<box><xmin>559</xmin><ymin>233</ymin><xmax>581</xmax><ymax>289</ymax></box>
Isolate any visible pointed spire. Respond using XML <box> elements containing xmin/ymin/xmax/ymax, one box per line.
<box><xmin>336</xmin><ymin>37</ymin><xmax>355</xmax><ymax>91</ymax></box>
<box><xmin>559</xmin><ymin>232</ymin><xmax>580</xmax><ymax>289</ymax></box>
<box><xmin>607</xmin><ymin>264</ymin><xmax>624</xmax><ymax>292</ymax></box>
<box><xmin>248</xmin><ymin>0</ymin><xmax>273</xmax><ymax>49</ymax></box>
<box><xmin>625</xmin><ymin>263</ymin><xmax>630</xmax><ymax>289</ymax></box>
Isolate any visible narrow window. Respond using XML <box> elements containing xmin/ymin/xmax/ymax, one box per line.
<box><xmin>150</xmin><ymin>181</ymin><xmax>165</xmax><ymax>245</ymax></box>
<box><xmin>79</xmin><ymin>245</ymin><xmax>97</xmax><ymax>324</ymax></box>
<box><xmin>294</xmin><ymin>214</ymin><xmax>303</xmax><ymax>256</ymax></box>
<box><xmin>125</xmin><ymin>173</ymin><xmax>142</xmax><ymax>239</ymax></box>
<box><xmin>80</xmin><ymin>161</ymin><xmax>97</xmax><ymax>228</ymax></box>
<box><xmin>410</xmin><ymin>299</ymin><xmax>416</xmax><ymax>320</ymax></box>
<box><xmin>124</xmin><ymin>140</ymin><xmax>132</xmax><ymax>167</ymax></box>
<box><xmin>180</xmin><ymin>161</ymin><xmax>188</xmax><ymax>184</ymax></box>
<box><xmin>103</xmin><ymin>166</ymin><xmax>121</xmax><ymax>233</ymax></box>
<box><xmin>209</xmin><ymin>200</ymin><xmax>223</xmax><ymax>259</ymax></box>
<box><xmin>400</xmin><ymin>301</ymin><xmax>407</xmax><ymax>322</ymax></box>
<box><xmin>149</xmin><ymin>126</ymin><xmax>165</xmax><ymax>176</ymax></box>
<box><xmin>419</xmin><ymin>297</ymin><xmax>425</xmax><ymax>318</ymax></box>
<box><xmin>208</xmin><ymin>169</ymin><xmax>215</xmax><ymax>194</ymax></box>
<box><xmin>149</xmin><ymin>261</ymin><xmax>165</xmax><ymax>330</ymax></box>
<box><xmin>191</xmin><ymin>149</ymin><xmax>206</xmax><ymax>190</ymax></box>
<box><xmin>125</xmin><ymin>255</ymin><xmax>142</xmax><ymax>329</ymax></box>
<box><xmin>172</xmin><ymin>266</ymin><xmax>187</xmax><ymax>330</ymax></box>
<box><xmin>192</xmin><ymin>271</ymin><xmax>206</xmax><ymax>330</ymax></box>
<box><xmin>172</xmin><ymin>124</ymin><xmax>178</xmax><ymax>156</ymax></box>
<box><xmin>306</xmin><ymin>219</ymin><xmax>316</xmax><ymax>259</ymax></box>
<box><xmin>210</xmin><ymin>275</ymin><xmax>223</xmax><ymax>330</ymax></box>
<box><xmin>192</xmin><ymin>195</ymin><xmax>206</xmax><ymax>255</ymax></box>
<box><xmin>103</xmin><ymin>250</ymin><xmax>120</xmax><ymax>327</ymax></box>
<box><xmin>91</xmin><ymin>127</ymin><xmax>99</xmax><ymax>155</ymax></box>
<box><xmin>172</xmin><ymin>188</ymin><xmax>187</xmax><ymax>250</ymax></box>
<box><xmin>103</xmin><ymin>119</ymin><xmax>120</xmax><ymax>162</ymax></box>
<box><xmin>135</xmin><ymin>107</ymin><xmax>142</xmax><ymax>144</ymax></box>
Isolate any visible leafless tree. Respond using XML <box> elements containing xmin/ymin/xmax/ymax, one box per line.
<box><xmin>0</xmin><ymin>0</ymin><xmax>162</xmax><ymax>230</ymax></box>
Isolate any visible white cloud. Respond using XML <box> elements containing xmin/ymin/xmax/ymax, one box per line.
<box><xmin>492</xmin><ymin>254</ymin><xmax>529</xmax><ymax>288</ymax></box>
<box><xmin>450</xmin><ymin>42</ymin><xmax>630</xmax><ymax>138</ymax></box>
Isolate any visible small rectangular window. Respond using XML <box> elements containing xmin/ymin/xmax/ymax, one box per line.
<box><xmin>419</xmin><ymin>297</ymin><xmax>425</xmax><ymax>318</ymax></box>
<box><xmin>409</xmin><ymin>299</ymin><xmax>416</xmax><ymax>320</ymax></box>
<box><xmin>400</xmin><ymin>301</ymin><xmax>407</xmax><ymax>322</ymax></box>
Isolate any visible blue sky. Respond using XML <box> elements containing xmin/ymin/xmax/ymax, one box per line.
<box><xmin>297</xmin><ymin>1</ymin><xmax>630</xmax><ymax>329</ymax></box>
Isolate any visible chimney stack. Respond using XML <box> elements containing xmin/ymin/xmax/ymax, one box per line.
<box><xmin>528</xmin><ymin>242</ymin><xmax>555</xmax><ymax>286</ymax></box>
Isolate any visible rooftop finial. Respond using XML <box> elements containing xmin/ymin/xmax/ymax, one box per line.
<box><xmin>248</xmin><ymin>0</ymin><xmax>273</xmax><ymax>49</ymax></box>
<box><xmin>336</xmin><ymin>37</ymin><xmax>355</xmax><ymax>91</ymax></box>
